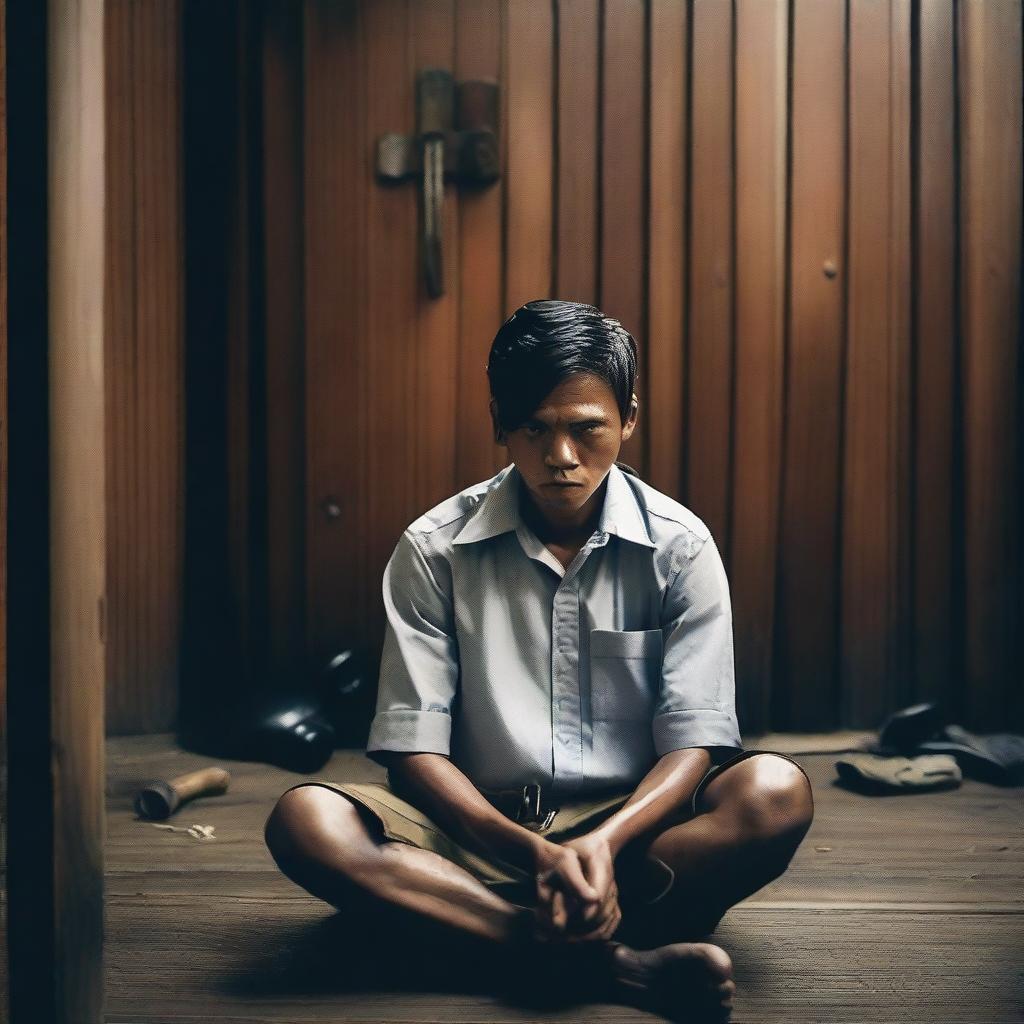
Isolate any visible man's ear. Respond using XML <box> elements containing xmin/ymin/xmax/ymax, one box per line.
<box><xmin>489</xmin><ymin>399</ymin><xmax>507</xmax><ymax>445</ymax></box>
<box><xmin>621</xmin><ymin>393</ymin><xmax>639</xmax><ymax>441</ymax></box>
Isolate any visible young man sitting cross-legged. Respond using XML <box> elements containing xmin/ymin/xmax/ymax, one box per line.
<box><xmin>265</xmin><ymin>299</ymin><xmax>814</xmax><ymax>1021</ymax></box>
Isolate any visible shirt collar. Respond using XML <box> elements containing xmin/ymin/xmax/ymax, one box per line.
<box><xmin>452</xmin><ymin>462</ymin><xmax>656</xmax><ymax>549</ymax></box>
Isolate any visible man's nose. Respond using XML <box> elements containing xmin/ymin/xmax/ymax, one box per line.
<box><xmin>545</xmin><ymin>434</ymin><xmax>579</xmax><ymax>468</ymax></box>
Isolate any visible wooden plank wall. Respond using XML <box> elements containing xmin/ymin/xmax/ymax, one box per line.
<box><xmin>262</xmin><ymin>0</ymin><xmax>307</xmax><ymax>685</ymax></box>
<box><xmin>176</xmin><ymin>0</ymin><xmax>271</xmax><ymax>738</ymax></box>
<box><xmin>99</xmin><ymin>0</ymin><xmax>1023</xmax><ymax>735</ymax></box>
<box><xmin>957</xmin><ymin>0</ymin><xmax>1023</xmax><ymax>729</ymax></box>
<box><xmin>731</xmin><ymin>0</ymin><xmax>787</xmax><ymax>734</ymax></box>
<box><xmin>104</xmin><ymin>1</ymin><xmax>184</xmax><ymax>733</ymax></box>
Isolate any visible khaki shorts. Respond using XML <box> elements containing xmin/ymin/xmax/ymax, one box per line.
<box><xmin>278</xmin><ymin>748</ymin><xmax>807</xmax><ymax>913</ymax></box>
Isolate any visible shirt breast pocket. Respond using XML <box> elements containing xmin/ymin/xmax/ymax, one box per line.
<box><xmin>589</xmin><ymin>629</ymin><xmax>663</xmax><ymax>722</ymax></box>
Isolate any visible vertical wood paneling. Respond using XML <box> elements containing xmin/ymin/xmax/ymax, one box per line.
<box><xmin>455</xmin><ymin>0</ymin><xmax>505</xmax><ymax>488</ymax></box>
<box><xmin>262</xmin><ymin>0</ymin><xmax>306</xmax><ymax>682</ymax></box>
<box><xmin>844</xmin><ymin>0</ymin><xmax>891</xmax><ymax>720</ymax></box>
<box><xmin>134</xmin><ymin>3</ymin><xmax>157</xmax><ymax>726</ymax></box>
<box><xmin>890</xmin><ymin>0</ymin><xmax>913</xmax><ymax>716</ymax></box>
<box><xmin>685</xmin><ymin>0</ymin><xmax>734</xmax><ymax>551</ymax></box>
<box><xmin>413</xmin><ymin>1</ymin><xmax>459</xmax><ymax>514</ymax></box>
<box><xmin>601</xmin><ymin>0</ymin><xmax>647</xmax><ymax>474</ymax></box>
<box><xmin>504</xmin><ymin>0</ymin><xmax>554</xmax><ymax>313</ymax></box>
<box><xmin>104</xmin><ymin>1</ymin><xmax>137</xmax><ymax>729</ymax></box>
<box><xmin>100</xmin><ymin>0</ymin><xmax>1023</xmax><ymax>736</ymax></box>
<box><xmin>842</xmin><ymin>0</ymin><xmax>912</xmax><ymax>726</ymax></box>
<box><xmin>178</xmin><ymin>1</ymin><xmax>265</xmax><ymax>734</ymax></box>
<box><xmin>914</xmin><ymin>0</ymin><xmax>957</xmax><ymax>714</ymax></box>
<box><xmin>646</xmin><ymin>0</ymin><xmax>687</xmax><ymax>499</ymax></box>
<box><xmin>731</xmin><ymin>0</ymin><xmax>788</xmax><ymax>735</ymax></box>
<box><xmin>105</xmin><ymin>1</ymin><xmax>183</xmax><ymax>733</ymax></box>
<box><xmin>132</xmin><ymin>1</ymin><xmax>184</xmax><ymax>730</ymax></box>
<box><xmin>958</xmin><ymin>0</ymin><xmax>1022</xmax><ymax>727</ymax></box>
<box><xmin>776</xmin><ymin>0</ymin><xmax>847</xmax><ymax>730</ymax></box>
<box><xmin>556</xmin><ymin>0</ymin><xmax>600</xmax><ymax>305</ymax></box>
<box><xmin>224</xmin><ymin>5</ymin><xmax>254</xmax><ymax>691</ymax></box>
<box><xmin>304</xmin><ymin>0</ymin><xmax>371</xmax><ymax>660</ymax></box>
<box><xmin>361</xmin><ymin>0</ymin><xmax>417</xmax><ymax>652</ymax></box>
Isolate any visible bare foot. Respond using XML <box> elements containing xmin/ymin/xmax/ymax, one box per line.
<box><xmin>608</xmin><ymin>940</ymin><xmax>736</xmax><ymax>1021</ymax></box>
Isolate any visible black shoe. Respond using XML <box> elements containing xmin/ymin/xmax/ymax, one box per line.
<box><xmin>875</xmin><ymin>702</ymin><xmax>943</xmax><ymax>754</ymax></box>
<box><xmin>317</xmin><ymin>648</ymin><xmax>375</xmax><ymax>747</ymax></box>
<box><xmin>179</xmin><ymin>692</ymin><xmax>336</xmax><ymax>774</ymax></box>
<box><xmin>246</xmin><ymin>694</ymin><xmax>336</xmax><ymax>773</ymax></box>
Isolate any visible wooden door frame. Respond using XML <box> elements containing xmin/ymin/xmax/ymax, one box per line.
<box><xmin>5</xmin><ymin>1</ymin><xmax>106</xmax><ymax>1022</ymax></box>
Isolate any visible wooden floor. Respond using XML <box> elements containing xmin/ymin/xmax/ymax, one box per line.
<box><xmin>105</xmin><ymin>734</ymin><xmax>1024</xmax><ymax>1023</ymax></box>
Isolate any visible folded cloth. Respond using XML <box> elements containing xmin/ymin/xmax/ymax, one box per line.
<box><xmin>835</xmin><ymin>752</ymin><xmax>962</xmax><ymax>793</ymax></box>
<box><xmin>917</xmin><ymin>725</ymin><xmax>1024</xmax><ymax>786</ymax></box>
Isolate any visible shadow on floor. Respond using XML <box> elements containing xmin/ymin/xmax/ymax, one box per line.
<box><xmin>218</xmin><ymin>912</ymin><xmax>492</xmax><ymax>995</ymax></box>
<box><xmin>216</xmin><ymin>908</ymin><xmax>607</xmax><ymax>1014</ymax></box>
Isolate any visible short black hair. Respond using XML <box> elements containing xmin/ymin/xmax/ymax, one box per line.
<box><xmin>486</xmin><ymin>299</ymin><xmax>638</xmax><ymax>433</ymax></box>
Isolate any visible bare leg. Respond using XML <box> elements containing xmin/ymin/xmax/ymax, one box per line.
<box><xmin>264</xmin><ymin>785</ymin><xmax>533</xmax><ymax>945</ymax></box>
<box><xmin>627</xmin><ymin>753</ymin><xmax>814</xmax><ymax>942</ymax></box>
<box><xmin>265</xmin><ymin>784</ymin><xmax>736</xmax><ymax>1018</ymax></box>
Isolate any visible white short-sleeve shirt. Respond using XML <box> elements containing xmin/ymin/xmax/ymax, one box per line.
<box><xmin>366</xmin><ymin>462</ymin><xmax>742</xmax><ymax>796</ymax></box>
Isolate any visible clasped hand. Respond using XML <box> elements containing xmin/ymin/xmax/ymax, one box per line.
<box><xmin>533</xmin><ymin>832</ymin><xmax>622</xmax><ymax>942</ymax></box>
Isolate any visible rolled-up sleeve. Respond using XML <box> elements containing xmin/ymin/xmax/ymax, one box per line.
<box><xmin>365</xmin><ymin>531</ymin><xmax>459</xmax><ymax>764</ymax></box>
<box><xmin>652</xmin><ymin>535</ymin><xmax>742</xmax><ymax>757</ymax></box>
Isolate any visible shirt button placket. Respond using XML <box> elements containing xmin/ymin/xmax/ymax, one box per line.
<box><xmin>551</xmin><ymin>575</ymin><xmax>583</xmax><ymax>785</ymax></box>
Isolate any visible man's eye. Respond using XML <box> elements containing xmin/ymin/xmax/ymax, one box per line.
<box><xmin>524</xmin><ymin>424</ymin><xmax>544</xmax><ymax>436</ymax></box>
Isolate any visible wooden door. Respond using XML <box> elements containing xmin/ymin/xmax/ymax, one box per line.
<box><xmin>303</xmin><ymin>2</ymin><xmax>506</xmax><ymax>672</ymax></box>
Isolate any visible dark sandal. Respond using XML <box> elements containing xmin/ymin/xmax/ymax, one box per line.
<box><xmin>918</xmin><ymin>725</ymin><xmax>1024</xmax><ymax>786</ymax></box>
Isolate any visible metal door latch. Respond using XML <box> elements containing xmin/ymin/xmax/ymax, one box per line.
<box><xmin>376</xmin><ymin>70</ymin><xmax>500</xmax><ymax>299</ymax></box>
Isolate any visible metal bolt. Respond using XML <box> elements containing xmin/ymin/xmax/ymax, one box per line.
<box><xmin>322</xmin><ymin>497</ymin><xmax>342</xmax><ymax>521</ymax></box>
<box><xmin>823</xmin><ymin>259</ymin><xmax>838</xmax><ymax>279</ymax></box>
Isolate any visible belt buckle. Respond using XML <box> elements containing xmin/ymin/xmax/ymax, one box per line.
<box><xmin>518</xmin><ymin>783</ymin><xmax>542</xmax><ymax>824</ymax></box>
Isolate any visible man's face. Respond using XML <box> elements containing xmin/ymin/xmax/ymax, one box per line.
<box><xmin>491</xmin><ymin>372</ymin><xmax>638</xmax><ymax>524</ymax></box>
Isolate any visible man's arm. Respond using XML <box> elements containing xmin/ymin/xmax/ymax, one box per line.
<box><xmin>384</xmin><ymin>751</ymin><xmax>546</xmax><ymax>871</ymax></box>
<box><xmin>548</xmin><ymin>747</ymin><xmax>712</xmax><ymax>941</ymax></box>
<box><xmin>386</xmin><ymin>751</ymin><xmax>602</xmax><ymax>937</ymax></box>
<box><xmin>587</xmin><ymin>746</ymin><xmax>711</xmax><ymax>856</ymax></box>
